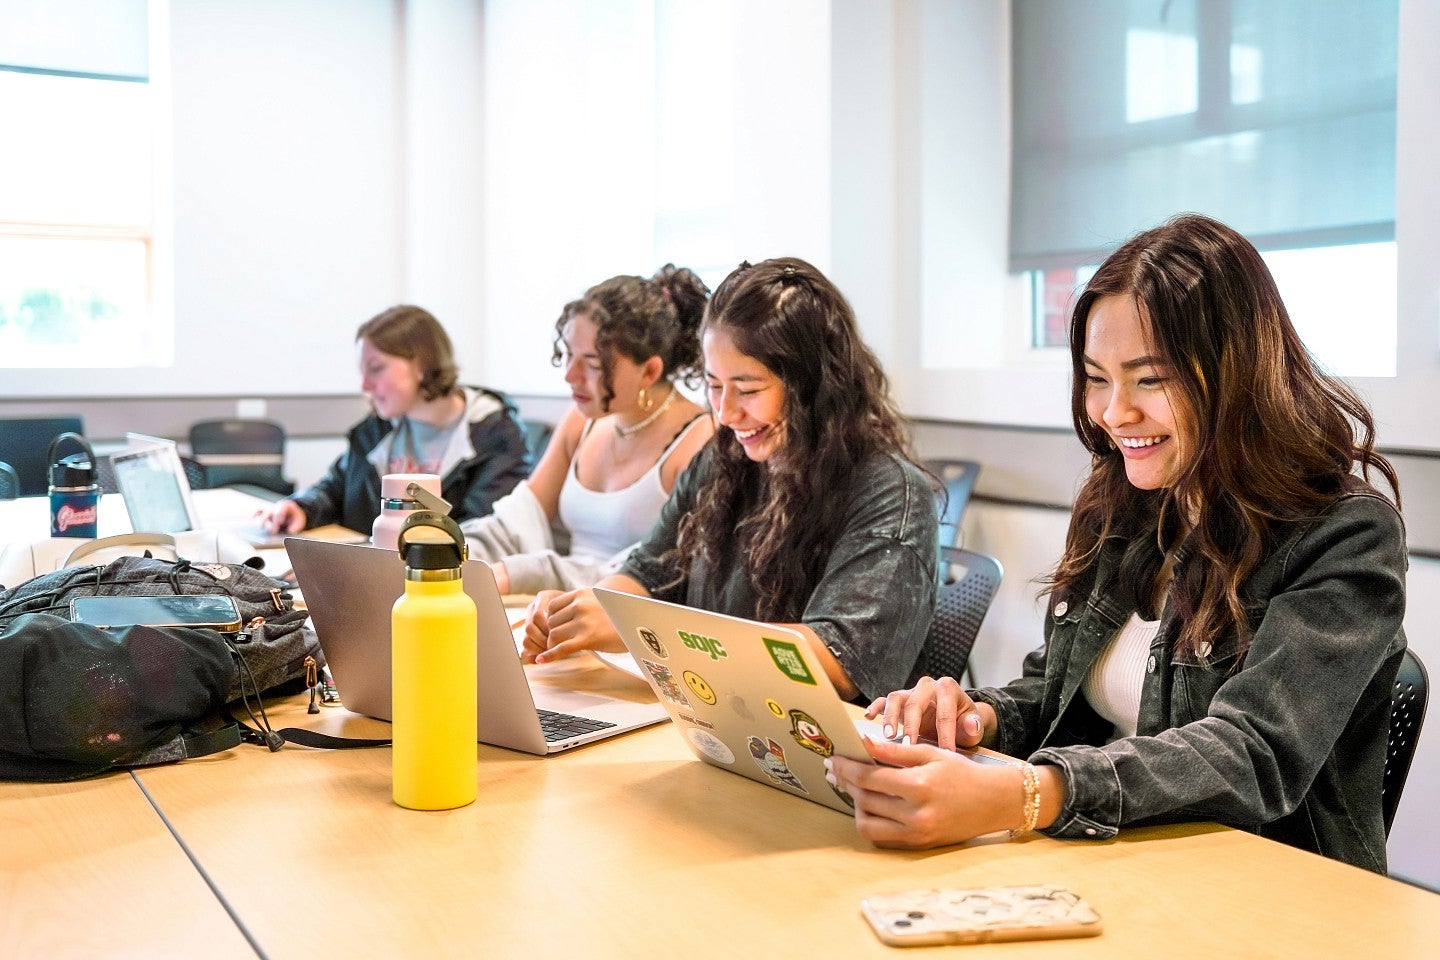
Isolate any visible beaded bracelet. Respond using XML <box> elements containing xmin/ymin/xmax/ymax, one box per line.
<box><xmin>1009</xmin><ymin>762</ymin><xmax>1041</xmax><ymax>840</ymax></box>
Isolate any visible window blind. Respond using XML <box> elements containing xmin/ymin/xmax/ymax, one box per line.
<box><xmin>0</xmin><ymin>0</ymin><xmax>149</xmax><ymax>81</ymax></box>
<box><xmin>1009</xmin><ymin>0</ymin><xmax>1397</xmax><ymax>272</ymax></box>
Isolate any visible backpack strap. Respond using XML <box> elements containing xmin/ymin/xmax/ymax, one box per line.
<box><xmin>228</xmin><ymin>710</ymin><xmax>391</xmax><ymax>751</ymax></box>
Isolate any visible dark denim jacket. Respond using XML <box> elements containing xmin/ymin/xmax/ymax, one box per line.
<box><xmin>972</xmin><ymin>490</ymin><xmax>1406</xmax><ymax>873</ymax></box>
<box><xmin>622</xmin><ymin>448</ymin><xmax>938</xmax><ymax>702</ymax></box>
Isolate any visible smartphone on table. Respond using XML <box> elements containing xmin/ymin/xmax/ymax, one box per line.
<box><xmin>861</xmin><ymin>883</ymin><xmax>1102</xmax><ymax>946</ymax></box>
<box><xmin>69</xmin><ymin>594</ymin><xmax>244</xmax><ymax>632</ymax></box>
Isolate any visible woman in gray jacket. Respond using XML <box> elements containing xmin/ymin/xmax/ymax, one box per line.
<box><xmin>831</xmin><ymin>213</ymin><xmax>1406</xmax><ymax>874</ymax></box>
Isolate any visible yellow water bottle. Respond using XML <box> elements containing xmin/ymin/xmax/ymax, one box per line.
<box><xmin>392</xmin><ymin>509</ymin><xmax>477</xmax><ymax>810</ymax></box>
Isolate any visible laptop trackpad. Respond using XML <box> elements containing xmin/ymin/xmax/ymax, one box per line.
<box><xmin>531</xmin><ymin>686</ymin><xmax>617</xmax><ymax>712</ymax></box>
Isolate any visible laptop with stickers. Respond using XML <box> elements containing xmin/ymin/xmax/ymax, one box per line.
<box><xmin>287</xmin><ymin>539</ymin><xmax>668</xmax><ymax>755</ymax></box>
<box><xmin>593</xmin><ymin>587</ymin><xmax>889</xmax><ymax>815</ymax></box>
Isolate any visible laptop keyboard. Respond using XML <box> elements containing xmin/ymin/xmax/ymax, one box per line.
<box><xmin>535</xmin><ymin>708</ymin><xmax>617</xmax><ymax>742</ymax></box>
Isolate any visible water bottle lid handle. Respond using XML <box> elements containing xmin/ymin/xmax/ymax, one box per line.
<box><xmin>396</xmin><ymin>511</ymin><xmax>467</xmax><ymax>569</ymax></box>
<box><xmin>48</xmin><ymin>431</ymin><xmax>97</xmax><ymax>485</ymax></box>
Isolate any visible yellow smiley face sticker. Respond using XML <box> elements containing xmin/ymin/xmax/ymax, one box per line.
<box><xmin>683</xmin><ymin>670</ymin><xmax>717</xmax><ymax>705</ymax></box>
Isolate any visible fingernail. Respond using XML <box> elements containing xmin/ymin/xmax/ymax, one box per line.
<box><xmin>822</xmin><ymin>758</ymin><xmax>833</xmax><ymax>772</ymax></box>
<box><xmin>902</xmin><ymin>735</ymin><xmax>912</xmax><ymax>746</ymax></box>
<box><xmin>965</xmin><ymin>713</ymin><xmax>982</xmax><ymax>736</ymax></box>
<box><xmin>824</xmin><ymin>772</ymin><xmax>837</xmax><ymax>787</ymax></box>
<box><xmin>883</xmin><ymin>723</ymin><xmax>894</xmax><ymax>739</ymax></box>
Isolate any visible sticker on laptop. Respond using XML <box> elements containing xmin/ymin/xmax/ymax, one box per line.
<box><xmin>766</xmin><ymin>698</ymin><xmax>785</xmax><ymax>718</ymax></box>
<box><xmin>687</xmin><ymin>728</ymin><xmax>734</xmax><ymax>764</ymax></box>
<box><xmin>683</xmin><ymin>669</ymin><xmax>717</xmax><ymax>705</ymax></box>
<box><xmin>763</xmin><ymin>638</ymin><xmax>817</xmax><ymax>685</ymax></box>
<box><xmin>636</xmin><ymin>627</ymin><xmax>668</xmax><ymax>659</ymax></box>
<box><xmin>828</xmin><ymin>778</ymin><xmax>856</xmax><ymax>809</ymax></box>
<box><xmin>788</xmin><ymin>708</ymin><xmax>835</xmax><ymax>758</ymax></box>
<box><xmin>677</xmin><ymin>629</ymin><xmax>728</xmax><ymax>661</ymax></box>
<box><xmin>640</xmin><ymin>659</ymin><xmax>690</xmax><ymax>707</ymax></box>
<box><xmin>747</xmin><ymin>735</ymin><xmax>807</xmax><ymax>794</ymax></box>
<box><xmin>678</xmin><ymin>713</ymin><xmax>715</xmax><ymax>730</ymax></box>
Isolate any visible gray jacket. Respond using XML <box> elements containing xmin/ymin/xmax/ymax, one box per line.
<box><xmin>973</xmin><ymin>489</ymin><xmax>1406</xmax><ymax>874</ymax></box>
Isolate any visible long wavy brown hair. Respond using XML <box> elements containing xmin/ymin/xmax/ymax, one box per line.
<box><xmin>1050</xmin><ymin>213</ymin><xmax>1400</xmax><ymax>660</ymax></box>
<box><xmin>664</xmin><ymin>257</ymin><xmax>919</xmax><ymax>620</ymax></box>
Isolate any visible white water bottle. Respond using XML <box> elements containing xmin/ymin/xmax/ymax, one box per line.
<box><xmin>372</xmin><ymin>473</ymin><xmax>442</xmax><ymax>551</ymax></box>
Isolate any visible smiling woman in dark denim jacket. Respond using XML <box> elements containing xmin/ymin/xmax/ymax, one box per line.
<box><xmin>829</xmin><ymin>214</ymin><xmax>1406</xmax><ymax>874</ymax></box>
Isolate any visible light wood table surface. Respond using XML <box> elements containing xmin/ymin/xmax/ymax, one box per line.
<box><xmin>0</xmin><ymin>773</ymin><xmax>257</xmax><ymax>958</ymax></box>
<box><xmin>125</xmin><ymin>655</ymin><xmax>1440</xmax><ymax>960</ymax></box>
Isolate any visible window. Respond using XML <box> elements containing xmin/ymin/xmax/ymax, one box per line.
<box><xmin>1012</xmin><ymin>1</ymin><xmax>1398</xmax><ymax>376</ymax></box>
<box><xmin>0</xmin><ymin>0</ymin><xmax>162</xmax><ymax>369</ymax></box>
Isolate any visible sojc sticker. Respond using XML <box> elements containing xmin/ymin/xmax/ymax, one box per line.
<box><xmin>677</xmin><ymin>629</ymin><xmax>727</xmax><ymax>661</ymax></box>
<box><xmin>763</xmin><ymin>638</ymin><xmax>817</xmax><ymax>685</ymax></box>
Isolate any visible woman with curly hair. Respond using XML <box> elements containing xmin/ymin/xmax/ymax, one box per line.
<box><xmin>521</xmin><ymin>256</ymin><xmax>938</xmax><ymax>702</ymax></box>
<box><xmin>461</xmin><ymin>265</ymin><xmax>714</xmax><ymax>594</ymax></box>
<box><xmin>830</xmin><ymin>213</ymin><xmax>1406</xmax><ymax>874</ymax></box>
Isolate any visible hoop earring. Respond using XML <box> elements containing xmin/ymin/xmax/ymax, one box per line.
<box><xmin>638</xmin><ymin>387</ymin><xmax>653</xmax><ymax>411</ymax></box>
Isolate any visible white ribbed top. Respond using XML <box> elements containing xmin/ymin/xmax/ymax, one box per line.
<box><xmin>1082</xmin><ymin>611</ymin><xmax>1162</xmax><ymax>741</ymax></box>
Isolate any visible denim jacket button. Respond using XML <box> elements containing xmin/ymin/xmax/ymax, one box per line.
<box><xmin>1147</xmin><ymin>655</ymin><xmax>1158</xmax><ymax>673</ymax></box>
<box><xmin>1054</xmin><ymin>601</ymin><xmax>1069</xmax><ymax>617</ymax></box>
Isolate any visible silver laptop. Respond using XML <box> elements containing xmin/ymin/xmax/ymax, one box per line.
<box><xmin>595</xmin><ymin>588</ymin><xmax>1011</xmax><ymax>814</ymax></box>
<box><xmin>110</xmin><ymin>433</ymin><xmax>282</xmax><ymax>547</ymax></box>
<box><xmin>287</xmin><ymin>538</ymin><xmax>668</xmax><ymax>755</ymax></box>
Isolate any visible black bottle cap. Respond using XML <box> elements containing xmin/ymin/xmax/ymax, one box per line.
<box><xmin>396</xmin><ymin>510</ymin><xmax>466</xmax><ymax>570</ymax></box>
<box><xmin>50</xmin><ymin>452</ymin><xmax>96</xmax><ymax>488</ymax></box>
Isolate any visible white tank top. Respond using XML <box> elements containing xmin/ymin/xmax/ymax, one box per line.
<box><xmin>558</xmin><ymin>415</ymin><xmax>707</xmax><ymax>562</ymax></box>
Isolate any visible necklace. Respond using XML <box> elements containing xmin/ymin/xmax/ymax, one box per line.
<box><xmin>614</xmin><ymin>386</ymin><xmax>676</xmax><ymax>440</ymax></box>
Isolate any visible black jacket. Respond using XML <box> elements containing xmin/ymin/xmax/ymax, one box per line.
<box><xmin>290</xmin><ymin>386</ymin><xmax>531</xmax><ymax>534</ymax></box>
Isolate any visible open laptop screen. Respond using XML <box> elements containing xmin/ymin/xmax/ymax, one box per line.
<box><xmin>111</xmin><ymin>440</ymin><xmax>197</xmax><ymax>534</ymax></box>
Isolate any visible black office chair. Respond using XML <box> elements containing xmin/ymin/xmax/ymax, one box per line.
<box><xmin>0</xmin><ymin>415</ymin><xmax>85</xmax><ymax>497</ymax></box>
<box><xmin>0</xmin><ymin>460</ymin><xmax>19</xmax><ymax>500</ymax></box>
<box><xmin>919</xmin><ymin>546</ymin><xmax>1003</xmax><ymax>688</ymax></box>
<box><xmin>1383</xmin><ymin>648</ymin><xmax>1428</xmax><ymax>836</ymax></box>
<box><xmin>927</xmin><ymin>458</ymin><xmax>982</xmax><ymax>550</ymax></box>
<box><xmin>188</xmin><ymin>419</ymin><xmax>294</xmax><ymax>496</ymax></box>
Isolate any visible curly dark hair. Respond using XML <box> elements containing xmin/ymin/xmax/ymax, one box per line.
<box><xmin>356</xmin><ymin>305</ymin><xmax>458</xmax><ymax>402</ymax></box>
<box><xmin>550</xmin><ymin>264</ymin><xmax>709</xmax><ymax>411</ymax></box>
<box><xmin>664</xmin><ymin>256</ymin><xmax>920</xmax><ymax>620</ymax></box>
<box><xmin>1050</xmin><ymin>213</ymin><xmax>1400</xmax><ymax>660</ymax></box>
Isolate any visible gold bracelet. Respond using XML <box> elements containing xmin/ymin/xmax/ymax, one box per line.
<box><xmin>1008</xmin><ymin>762</ymin><xmax>1041</xmax><ymax>840</ymax></box>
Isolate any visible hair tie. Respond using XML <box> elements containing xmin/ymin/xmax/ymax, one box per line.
<box><xmin>782</xmin><ymin>265</ymin><xmax>796</xmax><ymax>277</ymax></box>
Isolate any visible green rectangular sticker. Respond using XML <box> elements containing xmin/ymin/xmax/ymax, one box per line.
<box><xmin>764</xmin><ymin>637</ymin><xmax>817</xmax><ymax>685</ymax></box>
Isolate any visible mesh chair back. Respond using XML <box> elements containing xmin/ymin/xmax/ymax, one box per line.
<box><xmin>180</xmin><ymin>455</ymin><xmax>209</xmax><ymax>491</ymax></box>
<box><xmin>923</xmin><ymin>546</ymin><xmax>1003</xmax><ymax>685</ymax></box>
<box><xmin>94</xmin><ymin>454</ymin><xmax>118</xmax><ymax>494</ymax></box>
<box><xmin>188</xmin><ymin>419</ymin><xmax>292</xmax><ymax>495</ymax></box>
<box><xmin>927</xmin><ymin>459</ymin><xmax>982</xmax><ymax>549</ymax></box>
<box><xmin>0</xmin><ymin>416</ymin><xmax>84</xmax><ymax>497</ymax></box>
<box><xmin>0</xmin><ymin>460</ymin><xmax>19</xmax><ymax>500</ymax></box>
<box><xmin>1383</xmin><ymin>648</ymin><xmax>1428</xmax><ymax>835</ymax></box>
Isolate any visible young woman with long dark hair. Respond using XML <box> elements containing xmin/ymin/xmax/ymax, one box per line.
<box><xmin>521</xmin><ymin>257</ymin><xmax>938</xmax><ymax>702</ymax></box>
<box><xmin>830</xmin><ymin>214</ymin><xmax>1406</xmax><ymax>873</ymax></box>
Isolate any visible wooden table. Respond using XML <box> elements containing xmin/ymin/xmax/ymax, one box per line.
<box><xmin>0</xmin><ymin>773</ymin><xmax>257</xmax><ymax>958</ymax></box>
<box><xmin>3</xmin><ymin>584</ymin><xmax>1438</xmax><ymax>957</ymax></box>
<box><xmin>118</xmin><ymin>658</ymin><xmax>1440</xmax><ymax>959</ymax></box>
